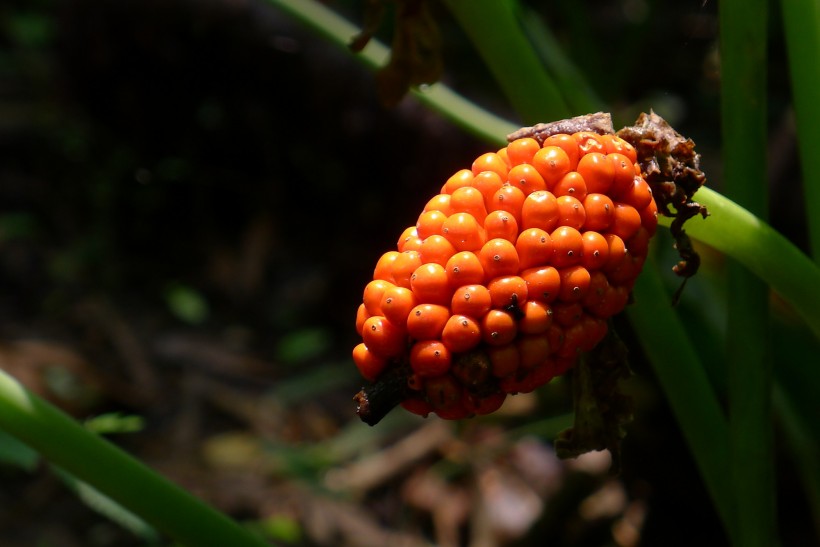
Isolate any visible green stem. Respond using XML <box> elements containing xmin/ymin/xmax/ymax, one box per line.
<box><xmin>658</xmin><ymin>187</ymin><xmax>820</xmax><ymax>340</ymax></box>
<box><xmin>719</xmin><ymin>1</ymin><xmax>776</xmax><ymax>545</ymax></box>
<box><xmin>780</xmin><ymin>0</ymin><xmax>820</xmax><ymax>262</ymax></box>
<box><xmin>0</xmin><ymin>367</ymin><xmax>268</xmax><ymax>547</ymax></box>
<box><xmin>441</xmin><ymin>0</ymin><xmax>572</xmax><ymax>123</ymax></box>
<box><xmin>627</xmin><ymin>258</ymin><xmax>735</xmax><ymax>542</ymax></box>
<box><xmin>265</xmin><ymin>0</ymin><xmax>517</xmax><ymax>144</ymax></box>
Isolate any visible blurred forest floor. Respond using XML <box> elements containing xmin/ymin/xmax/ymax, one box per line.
<box><xmin>0</xmin><ymin>1</ymin><xmax>815</xmax><ymax>546</ymax></box>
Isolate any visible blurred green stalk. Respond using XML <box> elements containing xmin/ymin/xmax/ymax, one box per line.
<box><xmin>719</xmin><ymin>1</ymin><xmax>776</xmax><ymax>546</ymax></box>
<box><xmin>658</xmin><ymin>188</ymin><xmax>820</xmax><ymax>340</ymax></box>
<box><xmin>0</xmin><ymin>367</ymin><xmax>268</xmax><ymax>547</ymax></box>
<box><xmin>441</xmin><ymin>0</ymin><xmax>572</xmax><ymax>123</ymax></box>
<box><xmin>781</xmin><ymin>0</ymin><xmax>820</xmax><ymax>263</ymax></box>
<box><xmin>266</xmin><ymin>0</ymin><xmax>517</xmax><ymax>142</ymax></box>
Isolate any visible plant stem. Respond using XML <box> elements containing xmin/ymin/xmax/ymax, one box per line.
<box><xmin>720</xmin><ymin>0</ymin><xmax>776</xmax><ymax>545</ymax></box>
<box><xmin>265</xmin><ymin>0</ymin><xmax>517</xmax><ymax>144</ymax></box>
<box><xmin>780</xmin><ymin>0</ymin><xmax>820</xmax><ymax>263</ymax></box>
<box><xmin>441</xmin><ymin>0</ymin><xmax>573</xmax><ymax>124</ymax></box>
<box><xmin>657</xmin><ymin>187</ymin><xmax>820</xmax><ymax>340</ymax></box>
<box><xmin>628</xmin><ymin>259</ymin><xmax>735</xmax><ymax>542</ymax></box>
<box><xmin>0</xmin><ymin>367</ymin><xmax>268</xmax><ymax>547</ymax></box>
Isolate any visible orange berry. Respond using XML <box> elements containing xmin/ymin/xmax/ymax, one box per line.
<box><xmin>373</xmin><ymin>250</ymin><xmax>400</xmax><ymax>282</ymax></box>
<box><xmin>464</xmin><ymin>391</ymin><xmax>506</xmax><ymax>415</ymax></box>
<box><xmin>451</xmin><ymin>284</ymin><xmax>492</xmax><ymax>318</ymax></box>
<box><xmin>576</xmin><ymin>152</ymin><xmax>614</xmax><ymax>194</ymax></box>
<box><xmin>573</xmin><ymin>131</ymin><xmax>607</xmax><ymax>155</ymax></box>
<box><xmin>380</xmin><ymin>285</ymin><xmax>418</xmax><ymax>326</ymax></box>
<box><xmin>582</xmin><ymin>193</ymin><xmax>615</xmax><ymax>232</ymax></box>
<box><xmin>352</xmin><ymin>343</ymin><xmax>387</xmax><ymax>381</ymax></box>
<box><xmin>424</xmin><ymin>374</ymin><xmax>462</xmax><ymax>410</ymax></box>
<box><xmin>582</xmin><ymin>270</ymin><xmax>610</xmax><ymax>309</ymax></box>
<box><xmin>442</xmin><ymin>212</ymin><xmax>486</xmax><ymax>252</ymax></box>
<box><xmin>362</xmin><ymin>315</ymin><xmax>406</xmax><ymax>358</ymax></box>
<box><xmin>419</xmin><ymin>234</ymin><xmax>457</xmax><ymax>267</ymax></box>
<box><xmin>516</xmin><ymin>228</ymin><xmax>553</xmax><ymax>270</ymax></box>
<box><xmin>434</xmin><ymin>402</ymin><xmax>472</xmax><ymax>420</ymax></box>
<box><xmin>542</xmin><ymin>134</ymin><xmax>580</xmax><ymax>170</ymax></box>
<box><xmin>391</xmin><ymin>250</ymin><xmax>423</xmax><ymax>288</ymax></box>
<box><xmin>489</xmin><ymin>184</ymin><xmax>526</xmax><ymax>224</ymax></box>
<box><xmin>443</xmin><ymin>168</ymin><xmax>475</xmax><ymax>194</ymax></box>
<box><xmin>484</xmin><ymin>209</ymin><xmax>519</xmax><ymax>242</ymax></box>
<box><xmin>550</xmin><ymin>226</ymin><xmax>583</xmax><ymax>268</ymax></box>
<box><xmin>553</xmin><ymin>302</ymin><xmax>584</xmax><ymax>327</ymax></box>
<box><xmin>479</xmin><ymin>238</ymin><xmax>520</xmax><ymax>279</ymax></box>
<box><xmin>518</xmin><ymin>359</ymin><xmax>560</xmax><ymax>392</ymax></box>
<box><xmin>581</xmin><ymin>231</ymin><xmax>610</xmax><ymax>270</ymax></box>
<box><xmin>609</xmin><ymin>203</ymin><xmax>642</xmax><ymax>241</ymax></box>
<box><xmin>520</xmin><ymin>190</ymin><xmax>559</xmax><ymax>232</ymax></box>
<box><xmin>606</xmin><ymin>250</ymin><xmax>645</xmax><ymax>286</ymax></box>
<box><xmin>531</xmin><ymin>146</ymin><xmax>572</xmax><ymax>187</ymax></box>
<box><xmin>481</xmin><ymin>309</ymin><xmax>517</xmax><ymax>346</ymax></box>
<box><xmin>401</xmin><ymin>398</ymin><xmax>433</xmax><ymax>417</ymax></box>
<box><xmin>579</xmin><ymin>315</ymin><xmax>608</xmax><ymax>352</ymax></box>
<box><xmin>410</xmin><ymin>263</ymin><xmax>450</xmax><ymax>304</ymax></box>
<box><xmin>558</xmin><ymin>265</ymin><xmax>591</xmax><ymax>302</ymax></box>
<box><xmin>618</xmin><ymin>176</ymin><xmax>653</xmax><ymax>209</ymax></box>
<box><xmin>517</xmin><ymin>334</ymin><xmax>551</xmax><ymax>369</ymax></box>
<box><xmin>450</xmin><ymin>186</ymin><xmax>488</xmax><ymax>224</ymax></box>
<box><xmin>641</xmin><ymin>199</ymin><xmax>659</xmax><ymax>235</ymax></box>
<box><xmin>521</xmin><ymin>265</ymin><xmax>561</xmax><ymax>303</ymax></box>
<box><xmin>546</xmin><ymin>324</ymin><xmax>565</xmax><ymax>353</ymax></box>
<box><xmin>626</xmin><ymin>227</ymin><xmax>651</xmax><ymax>257</ymax></box>
<box><xmin>556</xmin><ymin>195</ymin><xmax>586</xmax><ymax>230</ymax></box>
<box><xmin>506</xmin><ymin>163</ymin><xmax>547</xmax><ymax>194</ymax></box>
<box><xmin>488</xmin><ymin>343</ymin><xmax>520</xmax><ymax>378</ymax></box>
<box><xmin>410</xmin><ymin>340</ymin><xmax>452</xmax><ymax>377</ymax></box>
<box><xmin>356</xmin><ymin>303</ymin><xmax>370</xmax><ymax>335</ymax></box>
<box><xmin>487</xmin><ymin>275</ymin><xmax>528</xmax><ymax>309</ymax></box>
<box><xmin>604</xmin><ymin>234</ymin><xmax>628</xmax><ymax>269</ymax></box>
<box><xmin>588</xmin><ymin>283</ymin><xmax>630</xmax><ymax>319</ymax></box>
<box><xmin>602</xmin><ymin>134</ymin><xmax>637</xmax><ymax>163</ymax></box>
<box><xmin>445</xmin><ymin>251</ymin><xmax>485</xmax><ymax>288</ymax></box>
<box><xmin>552</xmin><ymin>171</ymin><xmax>588</xmax><ymax>200</ymax></box>
<box><xmin>608</xmin><ymin>153</ymin><xmax>637</xmax><ymax>197</ymax></box>
<box><xmin>397</xmin><ymin>226</ymin><xmax>422</xmax><ymax>252</ymax></box>
<box><xmin>519</xmin><ymin>300</ymin><xmax>553</xmax><ymax>334</ymax></box>
<box><xmin>506</xmin><ymin>137</ymin><xmax>541</xmax><ymax>165</ymax></box>
<box><xmin>441</xmin><ymin>314</ymin><xmax>482</xmax><ymax>353</ymax></box>
<box><xmin>406</xmin><ymin>303</ymin><xmax>450</xmax><ymax>340</ymax></box>
<box><xmin>416</xmin><ymin>210</ymin><xmax>448</xmax><ymax>239</ymax></box>
<box><xmin>363</xmin><ymin>279</ymin><xmax>394</xmax><ymax>316</ymax></box>
<box><xmin>472</xmin><ymin>171</ymin><xmax>506</xmax><ymax>210</ymax></box>
<box><xmin>558</xmin><ymin>321</ymin><xmax>586</xmax><ymax>358</ymax></box>
<box><xmin>471</xmin><ymin>152</ymin><xmax>509</xmax><ymax>178</ymax></box>
<box><xmin>424</xmin><ymin>193</ymin><xmax>453</xmax><ymax>216</ymax></box>
<box><xmin>496</xmin><ymin>146</ymin><xmax>511</xmax><ymax>167</ymax></box>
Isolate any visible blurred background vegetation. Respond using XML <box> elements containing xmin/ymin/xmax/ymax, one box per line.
<box><xmin>0</xmin><ymin>0</ymin><xmax>817</xmax><ymax>545</ymax></box>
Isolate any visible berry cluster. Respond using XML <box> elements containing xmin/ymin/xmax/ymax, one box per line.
<box><xmin>353</xmin><ymin>129</ymin><xmax>658</xmax><ymax>421</ymax></box>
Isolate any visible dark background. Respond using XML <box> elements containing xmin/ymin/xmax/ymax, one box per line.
<box><xmin>0</xmin><ymin>0</ymin><xmax>815</xmax><ymax>545</ymax></box>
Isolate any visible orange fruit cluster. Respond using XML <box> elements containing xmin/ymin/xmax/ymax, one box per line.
<box><xmin>353</xmin><ymin>131</ymin><xmax>657</xmax><ymax>420</ymax></box>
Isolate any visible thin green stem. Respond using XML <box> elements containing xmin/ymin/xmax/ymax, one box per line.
<box><xmin>658</xmin><ymin>188</ymin><xmax>820</xmax><ymax>340</ymax></box>
<box><xmin>780</xmin><ymin>0</ymin><xmax>820</xmax><ymax>263</ymax></box>
<box><xmin>0</xmin><ymin>367</ymin><xmax>268</xmax><ymax>547</ymax></box>
<box><xmin>627</xmin><ymin>258</ymin><xmax>735</xmax><ymax>542</ymax></box>
<box><xmin>441</xmin><ymin>0</ymin><xmax>573</xmax><ymax>123</ymax></box>
<box><xmin>773</xmin><ymin>385</ymin><xmax>820</xmax><ymax>542</ymax></box>
<box><xmin>265</xmin><ymin>0</ymin><xmax>517</xmax><ymax>144</ymax></box>
<box><xmin>720</xmin><ymin>1</ymin><xmax>776</xmax><ymax>546</ymax></box>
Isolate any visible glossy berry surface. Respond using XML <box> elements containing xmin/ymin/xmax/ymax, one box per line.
<box><xmin>354</xmin><ymin>131</ymin><xmax>656</xmax><ymax>420</ymax></box>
